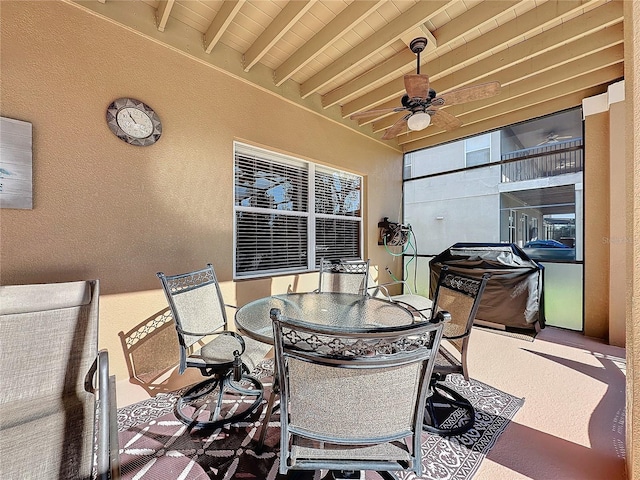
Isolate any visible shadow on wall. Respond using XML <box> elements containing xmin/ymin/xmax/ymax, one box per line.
<box><xmin>118</xmin><ymin>308</ymin><xmax>204</xmax><ymax>395</ymax></box>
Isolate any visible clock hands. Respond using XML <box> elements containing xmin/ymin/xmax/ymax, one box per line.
<box><xmin>127</xmin><ymin>111</ymin><xmax>138</xmax><ymax>125</ymax></box>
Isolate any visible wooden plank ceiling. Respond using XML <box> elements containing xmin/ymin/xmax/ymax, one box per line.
<box><xmin>69</xmin><ymin>0</ymin><xmax>623</xmax><ymax>153</ymax></box>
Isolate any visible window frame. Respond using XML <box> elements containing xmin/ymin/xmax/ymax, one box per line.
<box><xmin>233</xmin><ymin>142</ymin><xmax>363</xmax><ymax>279</ymax></box>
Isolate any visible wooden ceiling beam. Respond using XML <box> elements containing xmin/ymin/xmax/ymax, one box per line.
<box><xmin>204</xmin><ymin>0</ymin><xmax>245</xmax><ymax>54</ymax></box>
<box><xmin>433</xmin><ymin>0</ymin><xmax>522</xmax><ymax>45</ymax></box>
<box><xmin>322</xmin><ymin>51</ymin><xmax>415</xmax><ymax>108</ymax></box>
<box><xmin>155</xmin><ymin>0</ymin><xmax>174</xmax><ymax>33</ymax></box>
<box><xmin>322</xmin><ymin>0</ymin><xmax>521</xmax><ymax>108</ymax></box>
<box><xmin>300</xmin><ymin>0</ymin><xmax>449</xmax><ymax>98</ymax></box>
<box><xmin>344</xmin><ymin>1</ymin><xmax>622</xmax><ymax>120</ymax></box>
<box><xmin>427</xmin><ymin>0</ymin><xmax>600</xmax><ymax>81</ymax></box>
<box><xmin>243</xmin><ymin>0</ymin><xmax>315</xmax><ymax>72</ymax></box>
<box><xmin>274</xmin><ymin>0</ymin><xmax>385</xmax><ymax>86</ymax></box>
<box><xmin>431</xmin><ymin>21</ymin><xmax>623</xmax><ymax>95</ymax></box>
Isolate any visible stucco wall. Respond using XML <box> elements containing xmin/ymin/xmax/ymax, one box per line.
<box><xmin>0</xmin><ymin>1</ymin><xmax>403</xmax><ymax>380</ymax></box>
<box><xmin>625</xmin><ymin>0</ymin><xmax>639</xmax><ymax>477</ymax></box>
<box><xmin>609</xmin><ymin>99</ymin><xmax>626</xmax><ymax>348</ymax></box>
<box><xmin>583</xmin><ymin>111</ymin><xmax>610</xmax><ymax>340</ymax></box>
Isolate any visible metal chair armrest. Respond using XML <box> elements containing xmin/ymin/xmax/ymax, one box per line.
<box><xmin>369</xmin><ymin>280</ymin><xmax>415</xmax><ymax>301</ymax></box>
<box><xmin>368</xmin><ymin>284</ymin><xmax>391</xmax><ymax>300</ymax></box>
<box><xmin>96</xmin><ymin>350</ymin><xmax>120</xmax><ymax>480</ymax></box>
<box><xmin>431</xmin><ymin>310</ymin><xmax>451</xmax><ymax>325</ymax></box>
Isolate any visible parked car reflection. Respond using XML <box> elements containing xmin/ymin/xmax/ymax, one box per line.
<box><xmin>523</xmin><ymin>239</ymin><xmax>575</xmax><ymax>261</ymax></box>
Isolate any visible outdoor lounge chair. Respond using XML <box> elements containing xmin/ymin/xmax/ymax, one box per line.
<box><xmin>0</xmin><ymin>280</ymin><xmax>119</xmax><ymax>479</ymax></box>
<box><xmin>271</xmin><ymin>306</ymin><xmax>445</xmax><ymax>478</ymax></box>
<box><xmin>157</xmin><ymin>263</ymin><xmax>265</xmax><ymax>429</ymax></box>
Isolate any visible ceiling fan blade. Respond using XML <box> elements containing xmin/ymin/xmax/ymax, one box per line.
<box><xmin>537</xmin><ymin>133</ymin><xmax>573</xmax><ymax>146</ymax></box>
<box><xmin>349</xmin><ymin>107</ymin><xmax>405</xmax><ymax>119</ymax></box>
<box><xmin>436</xmin><ymin>81</ymin><xmax>501</xmax><ymax>106</ymax></box>
<box><xmin>404</xmin><ymin>74</ymin><xmax>430</xmax><ymax>99</ymax></box>
<box><xmin>429</xmin><ymin>109</ymin><xmax>462</xmax><ymax>131</ymax></box>
<box><xmin>382</xmin><ymin>115</ymin><xmax>410</xmax><ymax>140</ymax></box>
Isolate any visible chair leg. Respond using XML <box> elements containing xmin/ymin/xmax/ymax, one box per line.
<box><xmin>256</xmin><ymin>376</ymin><xmax>280</xmax><ymax>453</ymax></box>
<box><xmin>423</xmin><ymin>381</ymin><xmax>475</xmax><ymax>436</ymax></box>
<box><xmin>175</xmin><ymin>373</ymin><xmax>263</xmax><ymax>430</ymax></box>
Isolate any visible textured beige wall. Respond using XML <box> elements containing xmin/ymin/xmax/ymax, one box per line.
<box><xmin>625</xmin><ymin>0</ymin><xmax>639</xmax><ymax>477</ymax></box>
<box><xmin>584</xmin><ymin>113</ymin><xmax>610</xmax><ymax>340</ymax></box>
<box><xmin>0</xmin><ymin>2</ymin><xmax>404</xmax><ymax>379</ymax></box>
<box><xmin>609</xmin><ymin>99</ymin><xmax>626</xmax><ymax>348</ymax></box>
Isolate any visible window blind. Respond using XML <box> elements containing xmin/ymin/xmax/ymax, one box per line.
<box><xmin>234</xmin><ymin>142</ymin><xmax>362</xmax><ymax>278</ymax></box>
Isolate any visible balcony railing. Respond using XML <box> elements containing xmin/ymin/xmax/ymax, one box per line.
<box><xmin>501</xmin><ymin>139</ymin><xmax>583</xmax><ymax>183</ymax></box>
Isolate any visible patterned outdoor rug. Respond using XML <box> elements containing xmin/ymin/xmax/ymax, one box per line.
<box><xmin>117</xmin><ymin>360</ymin><xmax>523</xmax><ymax>480</ymax></box>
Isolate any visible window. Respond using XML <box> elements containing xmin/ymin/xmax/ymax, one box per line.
<box><xmin>234</xmin><ymin>143</ymin><xmax>362</xmax><ymax>278</ymax></box>
<box><xmin>465</xmin><ymin>134</ymin><xmax>491</xmax><ymax>167</ymax></box>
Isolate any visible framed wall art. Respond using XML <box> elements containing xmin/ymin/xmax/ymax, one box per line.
<box><xmin>1</xmin><ymin>117</ymin><xmax>33</xmax><ymax>209</ymax></box>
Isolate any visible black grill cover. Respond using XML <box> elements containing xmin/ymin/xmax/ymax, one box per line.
<box><xmin>429</xmin><ymin>243</ymin><xmax>544</xmax><ymax>330</ymax></box>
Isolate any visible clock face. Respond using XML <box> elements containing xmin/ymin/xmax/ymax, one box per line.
<box><xmin>116</xmin><ymin>107</ymin><xmax>154</xmax><ymax>139</ymax></box>
<box><xmin>106</xmin><ymin>98</ymin><xmax>162</xmax><ymax>146</ymax></box>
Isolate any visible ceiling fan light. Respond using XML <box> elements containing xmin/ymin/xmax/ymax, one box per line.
<box><xmin>407</xmin><ymin>112</ymin><xmax>431</xmax><ymax>131</ymax></box>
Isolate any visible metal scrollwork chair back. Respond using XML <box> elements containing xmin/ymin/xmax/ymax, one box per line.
<box><xmin>318</xmin><ymin>258</ymin><xmax>370</xmax><ymax>296</ymax></box>
<box><xmin>271</xmin><ymin>308</ymin><xmax>445</xmax><ymax>478</ymax></box>
<box><xmin>157</xmin><ymin>263</ymin><xmax>264</xmax><ymax>430</ymax></box>
<box><xmin>424</xmin><ymin>265</ymin><xmax>491</xmax><ymax>436</ymax></box>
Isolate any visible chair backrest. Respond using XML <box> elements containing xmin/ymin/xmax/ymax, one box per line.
<box><xmin>157</xmin><ymin>264</ymin><xmax>228</xmax><ymax>372</ymax></box>
<box><xmin>0</xmin><ymin>280</ymin><xmax>101</xmax><ymax>479</ymax></box>
<box><xmin>430</xmin><ymin>266</ymin><xmax>490</xmax><ymax>376</ymax></box>
<box><xmin>272</xmin><ymin>310</ymin><xmax>444</xmax><ymax>476</ymax></box>
<box><xmin>318</xmin><ymin>258</ymin><xmax>370</xmax><ymax>295</ymax></box>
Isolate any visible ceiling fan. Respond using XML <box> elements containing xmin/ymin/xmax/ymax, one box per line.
<box><xmin>350</xmin><ymin>37</ymin><xmax>501</xmax><ymax>140</ymax></box>
<box><xmin>537</xmin><ymin>132</ymin><xmax>573</xmax><ymax>146</ymax></box>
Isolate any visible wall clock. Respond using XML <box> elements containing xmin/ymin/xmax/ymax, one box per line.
<box><xmin>106</xmin><ymin>97</ymin><xmax>162</xmax><ymax>146</ymax></box>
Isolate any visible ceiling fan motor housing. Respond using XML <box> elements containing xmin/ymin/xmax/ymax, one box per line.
<box><xmin>409</xmin><ymin>37</ymin><xmax>428</xmax><ymax>54</ymax></box>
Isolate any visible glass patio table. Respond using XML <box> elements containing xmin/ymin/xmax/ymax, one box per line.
<box><xmin>234</xmin><ymin>292</ymin><xmax>417</xmax><ymax>344</ymax></box>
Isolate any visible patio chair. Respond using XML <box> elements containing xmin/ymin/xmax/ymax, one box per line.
<box><xmin>157</xmin><ymin>263</ymin><xmax>264</xmax><ymax>429</ymax></box>
<box><xmin>271</xmin><ymin>307</ymin><xmax>445</xmax><ymax>478</ymax></box>
<box><xmin>0</xmin><ymin>280</ymin><xmax>119</xmax><ymax>479</ymax></box>
<box><xmin>423</xmin><ymin>266</ymin><xmax>491</xmax><ymax>436</ymax></box>
<box><xmin>317</xmin><ymin>258</ymin><xmax>370</xmax><ymax>295</ymax></box>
